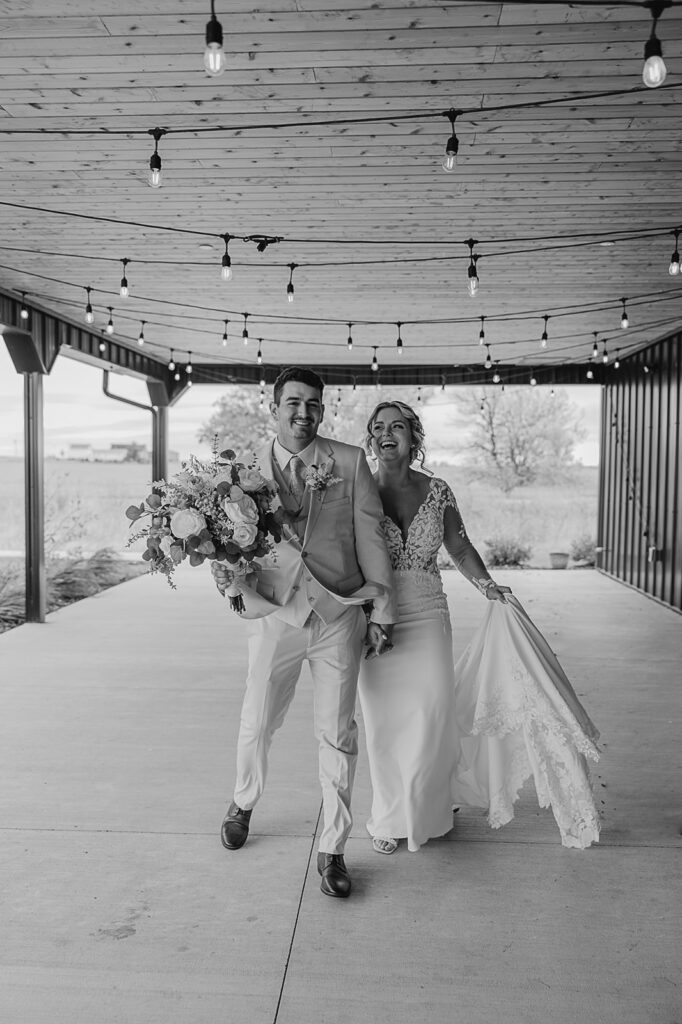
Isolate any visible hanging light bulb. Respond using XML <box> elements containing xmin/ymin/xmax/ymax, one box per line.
<box><xmin>669</xmin><ymin>229</ymin><xmax>680</xmax><ymax>276</ymax></box>
<box><xmin>484</xmin><ymin>344</ymin><xmax>492</xmax><ymax>370</ymax></box>
<box><xmin>259</xmin><ymin>388</ymin><xmax>265</xmax><ymax>408</ymax></box>
<box><xmin>540</xmin><ymin>315</ymin><xmax>549</xmax><ymax>349</ymax></box>
<box><xmin>257</xmin><ymin>340</ymin><xmax>263</xmax><ymax>365</ymax></box>
<box><xmin>371</xmin><ymin>347</ymin><xmax>379</xmax><ymax>372</ymax></box>
<box><xmin>286</xmin><ymin>263</ymin><xmax>297</xmax><ymax>303</ymax></box>
<box><xmin>466</xmin><ymin>238</ymin><xmax>479</xmax><ymax>297</ymax></box>
<box><xmin>222</xmin><ymin>319</ymin><xmax>229</xmax><ymax>346</ymax></box>
<box><xmin>204</xmin><ymin>1</ymin><xmax>226</xmax><ymax>76</ymax></box>
<box><xmin>105</xmin><ymin>307</ymin><xmax>115</xmax><ymax>334</ymax></box>
<box><xmin>84</xmin><ymin>286</ymin><xmax>94</xmax><ymax>325</ymax></box>
<box><xmin>620</xmin><ymin>297</ymin><xmax>629</xmax><ymax>329</ymax></box>
<box><xmin>352</xmin><ymin>376</ymin><xmax>357</xmax><ymax>392</ymax></box>
<box><xmin>242</xmin><ymin>312</ymin><xmax>249</xmax><ymax>345</ymax></box>
<box><xmin>441</xmin><ymin>108</ymin><xmax>460</xmax><ymax>172</ymax></box>
<box><xmin>220</xmin><ymin>234</ymin><xmax>232</xmax><ymax>281</ymax></box>
<box><xmin>347</xmin><ymin>323</ymin><xmax>353</xmax><ymax>351</ymax></box>
<box><xmin>550</xmin><ymin>388</ymin><xmax>556</xmax><ymax>398</ymax></box>
<box><xmin>586</xmin><ymin>358</ymin><xmax>595</xmax><ymax>380</ymax></box>
<box><xmin>119</xmin><ymin>258</ymin><xmax>130</xmax><ymax>298</ymax></box>
<box><xmin>396</xmin><ymin>322</ymin><xmax>403</xmax><ymax>355</ymax></box>
<box><xmin>643</xmin><ymin>364</ymin><xmax>651</xmax><ymax>374</ymax></box>
<box><xmin>530</xmin><ymin>371</ymin><xmax>537</xmax><ymax>387</ymax></box>
<box><xmin>19</xmin><ymin>293</ymin><xmax>29</xmax><ymax>320</ymax></box>
<box><xmin>614</xmin><ymin>349</ymin><xmax>621</xmax><ymax>369</ymax></box>
<box><xmin>492</xmin><ymin>362</ymin><xmax>501</xmax><ymax>385</ymax></box>
<box><xmin>187</xmin><ymin>378</ymin><xmax>193</xmax><ymax>388</ymax></box>
<box><xmin>642</xmin><ymin>1</ymin><xmax>668</xmax><ymax>88</ymax></box>
<box><xmin>259</xmin><ymin>374</ymin><xmax>266</xmax><ymax>388</ymax></box>
<box><xmin>185</xmin><ymin>352</ymin><xmax>193</xmax><ymax>375</ymax></box>
<box><xmin>441</xmin><ymin>374</ymin><xmax>446</xmax><ymax>392</ymax></box>
<box><xmin>174</xmin><ymin>370</ymin><xmax>181</xmax><ymax>382</ymax></box>
<box><xmin>168</xmin><ymin>349</ymin><xmax>176</xmax><ymax>372</ymax></box>
<box><xmin>478</xmin><ymin>315</ymin><xmax>485</xmax><ymax>345</ymax></box>
<box><xmin>417</xmin><ymin>387</ymin><xmax>422</xmax><ymax>403</ymax></box>
<box><xmin>147</xmin><ymin>127</ymin><xmax>166</xmax><ymax>188</ymax></box>
<box><xmin>137</xmin><ymin>321</ymin><xmax>146</xmax><ymax>346</ymax></box>
<box><xmin>602</xmin><ymin>344</ymin><xmax>609</xmax><ymax>365</ymax></box>
<box><xmin>98</xmin><ymin>335</ymin><xmax>107</xmax><ymax>354</ymax></box>
<box><xmin>592</xmin><ymin>333</ymin><xmax>599</xmax><ymax>359</ymax></box>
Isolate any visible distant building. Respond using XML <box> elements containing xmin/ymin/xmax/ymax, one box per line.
<box><xmin>61</xmin><ymin>442</ymin><xmax>149</xmax><ymax>463</ymax></box>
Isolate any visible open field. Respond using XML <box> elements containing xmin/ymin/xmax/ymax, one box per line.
<box><xmin>0</xmin><ymin>457</ymin><xmax>598</xmax><ymax>569</ymax></box>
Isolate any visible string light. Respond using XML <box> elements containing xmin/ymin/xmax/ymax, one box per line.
<box><xmin>147</xmin><ymin>128</ymin><xmax>165</xmax><ymax>188</ymax></box>
<box><xmin>242</xmin><ymin>312</ymin><xmax>249</xmax><ymax>344</ymax></box>
<box><xmin>586</xmin><ymin>358</ymin><xmax>595</xmax><ymax>380</ymax></box>
<box><xmin>620</xmin><ymin>297</ymin><xmax>629</xmax><ymax>329</ymax></box>
<box><xmin>220</xmin><ymin>234</ymin><xmax>232</xmax><ymax>281</ymax></box>
<box><xmin>614</xmin><ymin>349</ymin><xmax>621</xmax><ymax>369</ymax></box>
<box><xmin>259</xmin><ymin>374</ymin><xmax>266</xmax><ymax>388</ymax></box>
<box><xmin>257</xmin><ymin>339</ymin><xmax>263</xmax><ymax>365</ymax></box>
<box><xmin>174</xmin><ymin>369</ymin><xmax>181</xmax><ymax>382</ymax></box>
<box><xmin>105</xmin><ymin>307</ymin><xmax>114</xmax><ymax>334</ymax></box>
<box><xmin>204</xmin><ymin>1</ymin><xmax>226</xmax><ymax>77</ymax></box>
<box><xmin>137</xmin><ymin>320</ymin><xmax>146</xmax><ymax>345</ymax></box>
<box><xmin>84</xmin><ymin>286</ymin><xmax>94</xmax><ymax>324</ymax></box>
<box><xmin>98</xmin><ymin>333</ymin><xmax>106</xmax><ymax>354</ymax></box>
<box><xmin>540</xmin><ymin>314</ymin><xmax>549</xmax><ymax>349</ymax></box>
<box><xmin>347</xmin><ymin>323</ymin><xmax>353</xmax><ymax>351</ymax></box>
<box><xmin>19</xmin><ymin>292</ymin><xmax>29</xmax><ymax>320</ymax></box>
<box><xmin>371</xmin><ymin>347</ymin><xmax>379</xmax><ymax>372</ymax></box>
<box><xmin>492</xmin><ymin>362</ymin><xmax>501</xmax><ymax>384</ymax></box>
<box><xmin>396</xmin><ymin>322</ymin><xmax>403</xmax><ymax>355</ymax></box>
<box><xmin>478</xmin><ymin>316</ymin><xmax>485</xmax><ymax>345</ymax></box>
<box><xmin>185</xmin><ymin>352</ymin><xmax>193</xmax><ymax>375</ymax></box>
<box><xmin>643</xmin><ymin>364</ymin><xmax>651</xmax><ymax>374</ymax></box>
<box><xmin>602</xmin><ymin>343</ymin><xmax>609</xmax><ymax>364</ymax></box>
<box><xmin>669</xmin><ymin>229</ymin><xmax>680</xmax><ymax>276</ymax></box>
<box><xmin>222</xmin><ymin>319</ymin><xmax>229</xmax><ymax>346</ymax></box>
<box><xmin>119</xmin><ymin>258</ymin><xmax>130</xmax><ymax>298</ymax></box>
<box><xmin>642</xmin><ymin>0</ymin><xmax>669</xmax><ymax>88</ymax></box>
<box><xmin>484</xmin><ymin>344</ymin><xmax>492</xmax><ymax>370</ymax></box>
<box><xmin>466</xmin><ymin>238</ymin><xmax>479</xmax><ymax>297</ymax></box>
<box><xmin>592</xmin><ymin>332</ymin><xmax>599</xmax><ymax>359</ymax></box>
<box><xmin>529</xmin><ymin>370</ymin><xmax>537</xmax><ymax>386</ymax></box>
<box><xmin>442</xmin><ymin>108</ymin><xmax>459</xmax><ymax>173</ymax></box>
<box><xmin>168</xmin><ymin>349</ymin><xmax>176</xmax><ymax>371</ymax></box>
<box><xmin>286</xmin><ymin>263</ymin><xmax>297</xmax><ymax>303</ymax></box>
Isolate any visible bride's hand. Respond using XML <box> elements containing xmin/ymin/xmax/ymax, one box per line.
<box><xmin>485</xmin><ymin>583</ymin><xmax>512</xmax><ymax>603</ymax></box>
<box><xmin>365</xmin><ymin>622</ymin><xmax>394</xmax><ymax>659</ymax></box>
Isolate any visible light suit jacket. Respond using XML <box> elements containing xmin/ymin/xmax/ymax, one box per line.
<box><xmin>235</xmin><ymin>434</ymin><xmax>397</xmax><ymax>623</ymax></box>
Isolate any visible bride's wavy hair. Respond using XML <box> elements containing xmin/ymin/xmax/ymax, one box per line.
<box><xmin>365</xmin><ymin>400</ymin><xmax>427</xmax><ymax>467</ymax></box>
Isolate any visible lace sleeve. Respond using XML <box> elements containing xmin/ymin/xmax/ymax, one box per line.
<box><xmin>439</xmin><ymin>480</ymin><xmax>494</xmax><ymax>595</ymax></box>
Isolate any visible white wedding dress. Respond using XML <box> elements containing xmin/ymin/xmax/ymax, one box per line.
<box><xmin>358</xmin><ymin>477</ymin><xmax>601</xmax><ymax>852</ymax></box>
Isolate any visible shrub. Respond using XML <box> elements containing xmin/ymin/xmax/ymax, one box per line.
<box><xmin>483</xmin><ymin>536</ymin><xmax>533</xmax><ymax>567</ymax></box>
<box><xmin>570</xmin><ymin>533</ymin><xmax>597</xmax><ymax>565</ymax></box>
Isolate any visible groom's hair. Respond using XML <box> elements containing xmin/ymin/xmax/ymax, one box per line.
<box><xmin>273</xmin><ymin>366</ymin><xmax>325</xmax><ymax>404</ymax></box>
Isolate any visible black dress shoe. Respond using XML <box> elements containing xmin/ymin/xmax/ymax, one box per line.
<box><xmin>220</xmin><ymin>802</ymin><xmax>252</xmax><ymax>850</ymax></box>
<box><xmin>317</xmin><ymin>853</ymin><xmax>352</xmax><ymax>898</ymax></box>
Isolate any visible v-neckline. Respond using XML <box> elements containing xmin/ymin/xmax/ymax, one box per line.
<box><xmin>384</xmin><ymin>478</ymin><xmax>435</xmax><ymax>546</ymax></box>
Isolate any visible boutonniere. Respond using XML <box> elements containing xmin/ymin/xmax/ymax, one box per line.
<box><xmin>305</xmin><ymin>463</ymin><xmax>343</xmax><ymax>497</ymax></box>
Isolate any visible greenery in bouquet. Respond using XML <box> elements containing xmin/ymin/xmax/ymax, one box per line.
<box><xmin>125</xmin><ymin>437</ymin><xmax>286</xmax><ymax>610</ymax></box>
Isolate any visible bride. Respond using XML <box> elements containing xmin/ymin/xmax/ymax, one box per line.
<box><xmin>358</xmin><ymin>400</ymin><xmax>601</xmax><ymax>854</ymax></box>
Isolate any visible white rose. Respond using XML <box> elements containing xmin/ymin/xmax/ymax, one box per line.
<box><xmin>232</xmin><ymin>522</ymin><xmax>258</xmax><ymax>548</ymax></box>
<box><xmin>170</xmin><ymin>508</ymin><xmax>207</xmax><ymax>539</ymax></box>
<box><xmin>238</xmin><ymin>467</ymin><xmax>266</xmax><ymax>492</ymax></box>
<box><xmin>159</xmin><ymin>535</ymin><xmax>175</xmax><ymax>556</ymax></box>
<box><xmin>223</xmin><ymin>494</ymin><xmax>259</xmax><ymax>525</ymax></box>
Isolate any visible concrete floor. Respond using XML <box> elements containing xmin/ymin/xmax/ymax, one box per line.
<box><xmin>0</xmin><ymin>568</ymin><xmax>680</xmax><ymax>1024</ymax></box>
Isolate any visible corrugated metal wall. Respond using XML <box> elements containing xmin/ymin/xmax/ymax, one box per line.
<box><xmin>598</xmin><ymin>331</ymin><xmax>681</xmax><ymax>612</ymax></box>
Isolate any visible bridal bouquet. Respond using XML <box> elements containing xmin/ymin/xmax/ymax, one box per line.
<box><xmin>125</xmin><ymin>437</ymin><xmax>285</xmax><ymax>611</ymax></box>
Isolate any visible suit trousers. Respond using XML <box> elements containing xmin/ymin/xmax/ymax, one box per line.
<box><xmin>233</xmin><ymin>605</ymin><xmax>366</xmax><ymax>854</ymax></box>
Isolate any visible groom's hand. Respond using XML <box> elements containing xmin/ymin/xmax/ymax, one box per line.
<box><xmin>211</xmin><ymin>561</ymin><xmax>233</xmax><ymax>595</ymax></box>
<box><xmin>365</xmin><ymin>622</ymin><xmax>394</xmax><ymax>659</ymax></box>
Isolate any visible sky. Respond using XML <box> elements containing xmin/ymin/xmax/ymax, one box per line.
<box><xmin>0</xmin><ymin>341</ymin><xmax>602</xmax><ymax>465</ymax></box>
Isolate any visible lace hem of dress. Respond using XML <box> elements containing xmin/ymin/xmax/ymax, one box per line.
<box><xmin>469</xmin><ymin>655</ymin><xmax>601</xmax><ymax>849</ymax></box>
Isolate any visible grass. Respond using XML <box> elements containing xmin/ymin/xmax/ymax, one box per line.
<box><xmin>0</xmin><ymin>456</ymin><xmax>598</xmax><ymax>569</ymax></box>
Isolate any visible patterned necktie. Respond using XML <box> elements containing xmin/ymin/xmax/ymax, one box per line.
<box><xmin>288</xmin><ymin>455</ymin><xmax>306</xmax><ymax>505</ymax></box>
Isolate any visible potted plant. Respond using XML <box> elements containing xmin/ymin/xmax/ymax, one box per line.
<box><xmin>549</xmin><ymin>551</ymin><xmax>570</xmax><ymax>569</ymax></box>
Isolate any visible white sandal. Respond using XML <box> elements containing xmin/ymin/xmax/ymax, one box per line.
<box><xmin>372</xmin><ymin>837</ymin><xmax>398</xmax><ymax>855</ymax></box>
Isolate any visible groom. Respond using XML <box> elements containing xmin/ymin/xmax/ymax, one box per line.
<box><xmin>213</xmin><ymin>366</ymin><xmax>396</xmax><ymax>898</ymax></box>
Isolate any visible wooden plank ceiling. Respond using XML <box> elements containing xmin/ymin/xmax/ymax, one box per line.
<box><xmin>0</xmin><ymin>0</ymin><xmax>681</xmax><ymax>386</ymax></box>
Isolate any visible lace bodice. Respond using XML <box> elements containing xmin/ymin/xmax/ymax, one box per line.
<box><xmin>381</xmin><ymin>477</ymin><xmax>466</xmax><ymax>574</ymax></box>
